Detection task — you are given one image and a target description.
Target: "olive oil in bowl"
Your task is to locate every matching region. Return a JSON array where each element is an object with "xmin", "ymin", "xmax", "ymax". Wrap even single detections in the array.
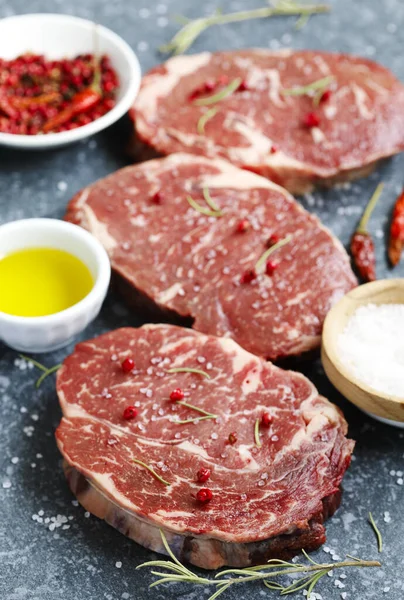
[{"xmin": 0, "ymin": 247, "xmax": 94, "ymax": 317}]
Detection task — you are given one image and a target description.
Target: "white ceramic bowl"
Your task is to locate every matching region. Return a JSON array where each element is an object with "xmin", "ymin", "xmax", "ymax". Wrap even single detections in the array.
[
  {"xmin": 0, "ymin": 218, "xmax": 111, "ymax": 353},
  {"xmin": 0, "ymin": 13, "xmax": 141, "ymax": 149}
]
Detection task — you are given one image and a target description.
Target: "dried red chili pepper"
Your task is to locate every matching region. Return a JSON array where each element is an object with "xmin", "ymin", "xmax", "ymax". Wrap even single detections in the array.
[
  {"xmin": 42, "ymin": 60, "xmax": 102, "ymax": 133},
  {"xmin": 350, "ymin": 183, "xmax": 384, "ymax": 282},
  {"xmin": 10, "ymin": 92, "xmax": 61, "ymax": 109},
  {"xmin": 388, "ymin": 189, "xmax": 404, "ymax": 267}
]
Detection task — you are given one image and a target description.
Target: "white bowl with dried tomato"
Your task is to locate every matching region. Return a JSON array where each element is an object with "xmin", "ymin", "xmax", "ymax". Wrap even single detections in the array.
[{"xmin": 0, "ymin": 13, "xmax": 141, "ymax": 149}]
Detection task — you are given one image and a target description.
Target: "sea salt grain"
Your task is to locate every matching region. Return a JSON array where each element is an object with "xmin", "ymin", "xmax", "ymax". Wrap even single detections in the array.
[{"xmin": 337, "ymin": 304, "xmax": 404, "ymax": 397}]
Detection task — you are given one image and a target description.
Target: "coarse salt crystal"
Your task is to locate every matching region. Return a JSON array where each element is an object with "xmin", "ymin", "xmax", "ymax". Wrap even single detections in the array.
[
  {"xmin": 115, "ymin": 561, "xmax": 122, "ymax": 568},
  {"xmin": 337, "ymin": 304, "xmax": 404, "ymax": 397}
]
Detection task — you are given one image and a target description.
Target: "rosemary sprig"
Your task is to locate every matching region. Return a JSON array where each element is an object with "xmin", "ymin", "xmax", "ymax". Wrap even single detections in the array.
[
  {"xmin": 255, "ymin": 235, "xmax": 293, "ymax": 273},
  {"xmin": 132, "ymin": 459, "xmax": 171, "ymax": 486},
  {"xmin": 254, "ymin": 418, "xmax": 262, "ymax": 447},
  {"xmin": 194, "ymin": 78, "xmax": 242, "ymax": 106},
  {"xmin": 186, "ymin": 195, "xmax": 223, "ymax": 218},
  {"xmin": 368, "ymin": 512, "xmax": 383, "ymax": 553},
  {"xmin": 160, "ymin": 1, "xmax": 331, "ymax": 55},
  {"xmin": 19, "ymin": 354, "xmax": 62, "ymax": 388},
  {"xmin": 197, "ymin": 107, "xmax": 218, "ymax": 134},
  {"xmin": 138, "ymin": 530, "xmax": 381, "ymax": 599},
  {"xmin": 203, "ymin": 187, "xmax": 221, "ymax": 212},
  {"xmin": 281, "ymin": 75, "xmax": 335, "ymax": 97},
  {"xmin": 166, "ymin": 367, "xmax": 211, "ymax": 379},
  {"xmin": 173, "ymin": 415, "xmax": 218, "ymax": 425},
  {"xmin": 176, "ymin": 400, "xmax": 217, "ymax": 419},
  {"xmin": 357, "ymin": 182, "xmax": 384, "ymax": 234}
]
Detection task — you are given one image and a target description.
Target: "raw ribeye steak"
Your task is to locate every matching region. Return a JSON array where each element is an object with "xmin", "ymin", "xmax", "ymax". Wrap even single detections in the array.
[
  {"xmin": 56, "ymin": 324, "xmax": 354, "ymax": 569},
  {"xmin": 66, "ymin": 153, "xmax": 356, "ymax": 361},
  {"xmin": 130, "ymin": 49, "xmax": 404, "ymax": 193}
]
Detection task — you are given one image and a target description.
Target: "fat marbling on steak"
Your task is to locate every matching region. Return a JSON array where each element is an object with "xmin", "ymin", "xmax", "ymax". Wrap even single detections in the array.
[
  {"xmin": 130, "ymin": 49, "xmax": 404, "ymax": 193},
  {"xmin": 65, "ymin": 153, "xmax": 356, "ymax": 361},
  {"xmin": 56, "ymin": 324, "xmax": 354, "ymax": 569}
]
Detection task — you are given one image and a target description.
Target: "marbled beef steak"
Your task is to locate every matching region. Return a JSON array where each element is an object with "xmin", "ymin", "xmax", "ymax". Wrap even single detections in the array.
[
  {"xmin": 130, "ymin": 49, "xmax": 404, "ymax": 193},
  {"xmin": 56, "ymin": 324, "xmax": 354, "ymax": 569},
  {"xmin": 66, "ymin": 154, "xmax": 356, "ymax": 361}
]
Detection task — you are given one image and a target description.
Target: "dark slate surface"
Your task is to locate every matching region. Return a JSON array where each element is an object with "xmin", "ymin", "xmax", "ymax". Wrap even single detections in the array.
[{"xmin": 0, "ymin": 0, "xmax": 403, "ymax": 598}]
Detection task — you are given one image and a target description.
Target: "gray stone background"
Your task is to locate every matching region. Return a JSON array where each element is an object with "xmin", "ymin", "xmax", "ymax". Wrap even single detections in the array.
[{"xmin": 0, "ymin": 0, "xmax": 403, "ymax": 598}]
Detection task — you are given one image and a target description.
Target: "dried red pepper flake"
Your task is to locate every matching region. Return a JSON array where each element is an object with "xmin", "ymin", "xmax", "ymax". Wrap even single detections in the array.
[
  {"xmin": 170, "ymin": 388, "xmax": 185, "ymax": 402},
  {"xmin": 265, "ymin": 260, "xmax": 278, "ymax": 276},
  {"xmin": 196, "ymin": 468, "xmax": 211, "ymax": 483},
  {"xmin": 266, "ymin": 234, "xmax": 280, "ymax": 248},
  {"xmin": 123, "ymin": 406, "xmax": 138, "ymax": 420},
  {"xmin": 270, "ymin": 145, "xmax": 277, "ymax": 154},
  {"xmin": 228, "ymin": 432, "xmax": 238, "ymax": 445},
  {"xmin": 302, "ymin": 112, "xmax": 321, "ymax": 128},
  {"xmin": 240, "ymin": 269, "xmax": 256, "ymax": 284},
  {"xmin": 238, "ymin": 79, "xmax": 249, "ymax": 91},
  {"xmin": 152, "ymin": 191, "xmax": 163, "ymax": 205},
  {"xmin": 196, "ymin": 488, "xmax": 213, "ymax": 503},
  {"xmin": 204, "ymin": 79, "xmax": 216, "ymax": 92},
  {"xmin": 261, "ymin": 412, "xmax": 273, "ymax": 427},
  {"xmin": 236, "ymin": 219, "xmax": 250, "ymax": 233},
  {"xmin": 121, "ymin": 357, "xmax": 135, "ymax": 373},
  {"xmin": 319, "ymin": 89, "xmax": 332, "ymax": 103}
]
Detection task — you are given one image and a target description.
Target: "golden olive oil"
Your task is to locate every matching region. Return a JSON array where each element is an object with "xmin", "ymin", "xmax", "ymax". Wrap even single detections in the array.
[{"xmin": 0, "ymin": 247, "xmax": 94, "ymax": 317}]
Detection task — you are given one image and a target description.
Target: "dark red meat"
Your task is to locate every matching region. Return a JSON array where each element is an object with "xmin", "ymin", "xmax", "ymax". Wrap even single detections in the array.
[
  {"xmin": 65, "ymin": 153, "xmax": 356, "ymax": 361},
  {"xmin": 130, "ymin": 50, "xmax": 404, "ymax": 193},
  {"xmin": 56, "ymin": 324, "xmax": 354, "ymax": 569}
]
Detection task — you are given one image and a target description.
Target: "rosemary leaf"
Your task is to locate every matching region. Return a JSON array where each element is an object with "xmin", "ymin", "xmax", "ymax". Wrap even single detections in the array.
[
  {"xmin": 186, "ymin": 195, "xmax": 223, "ymax": 217},
  {"xmin": 357, "ymin": 183, "xmax": 384, "ymax": 234},
  {"xmin": 19, "ymin": 354, "xmax": 62, "ymax": 388},
  {"xmin": 301, "ymin": 549, "xmax": 321, "ymax": 566},
  {"xmin": 132, "ymin": 459, "xmax": 171, "ymax": 486},
  {"xmin": 194, "ymin": 78, "xmax": 242, "ymax": 106},
  {"xmin": 173, "ymin": 415, "xmax": 218, "ymax": 425},
  {"xmin": 203, "ymin": 187, "xmax": 221, "ymax": 212},
  {"xmin": 160, "ymin": 2, "xmax": 331, "ymax": 55},
  {"xmin": 281, "ymin": 75, "xmax": 335, "ymax": 97},
  {"xmin": 208, "ymin": 582, "xmax": 232, "ymax": 600},
  {"xmin": 166, "ymin": 366, "xmax": 211, "ymax": 378},
  {"xmin": 255, "ymin": 234, "xmax": 293, "ymax": 273},
  {"xmin": 254, "ymin": 418, "xmax": 262, "ymax": 447},
  {"xmin": 368, "ymin": 512, "xmax": 383, "ymax": 553},
  {"xmin": 197, "ymin": 107, "xmax": 218, "ymax": 134},
  {"xmin": 176, "ymin": 400, "xmax": 217, "ymax": 418}
]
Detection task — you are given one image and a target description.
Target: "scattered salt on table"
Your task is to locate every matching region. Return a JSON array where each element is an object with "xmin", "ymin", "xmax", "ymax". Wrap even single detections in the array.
[{"xmin": 337, "ymin": 303, "xmax": 404, "ymax": 397}]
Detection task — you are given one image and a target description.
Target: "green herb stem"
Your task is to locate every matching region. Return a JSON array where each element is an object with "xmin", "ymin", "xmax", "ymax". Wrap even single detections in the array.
[
  {"xmin": 186, "ymin": 195, "xmax": 223, "ymax": 218},
  {"xmin": 19, "ymin": 354, "xmax": 62, "ymax": 388},
  {"xmin": 197, "ymin": 107, "xmax": 218, "ymax": 134},
  {"xmin": 281, "ymin": 75, "xmax": 335, "ymax": 97},
  {"xmin": 255, "ymin": 235, "xmax": 293, "ymax": 273},
  {"xmin": 132, "ymin": 459, "xmax": 171, "ymax": 486},
  {"xmin": 357, "ymin": 183, "xmax": 384, "ymax": 234},
  {"xmin": 203, "ymin": 187, "xmax": 221, "ymax": 212},
  {"xmin": 160, "ymin": 2, "xmax": 331, "ymax": 55},
  {"xmin": 166, "ymin": 367, "xmax": 211, "ymax": 379},
  {"xmin": 194, "ymin": 78, "xmax": 242, "ymax": 106},
  {"xmin": 176, "ymin": 400, "xmax": 217, "ymax": 418},
  {"xmin": 254, "ymin": 418, "xmax": 261, "ymax": 447},
  {"xmin": 368, "ymin": 512, "xmax": 383, "ymax": 553}
]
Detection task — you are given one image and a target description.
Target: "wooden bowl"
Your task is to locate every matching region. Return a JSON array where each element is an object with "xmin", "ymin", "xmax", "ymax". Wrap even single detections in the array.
[{"xmin": 321, "ymin": 279, "xmax": 404, "ymax": 427}]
